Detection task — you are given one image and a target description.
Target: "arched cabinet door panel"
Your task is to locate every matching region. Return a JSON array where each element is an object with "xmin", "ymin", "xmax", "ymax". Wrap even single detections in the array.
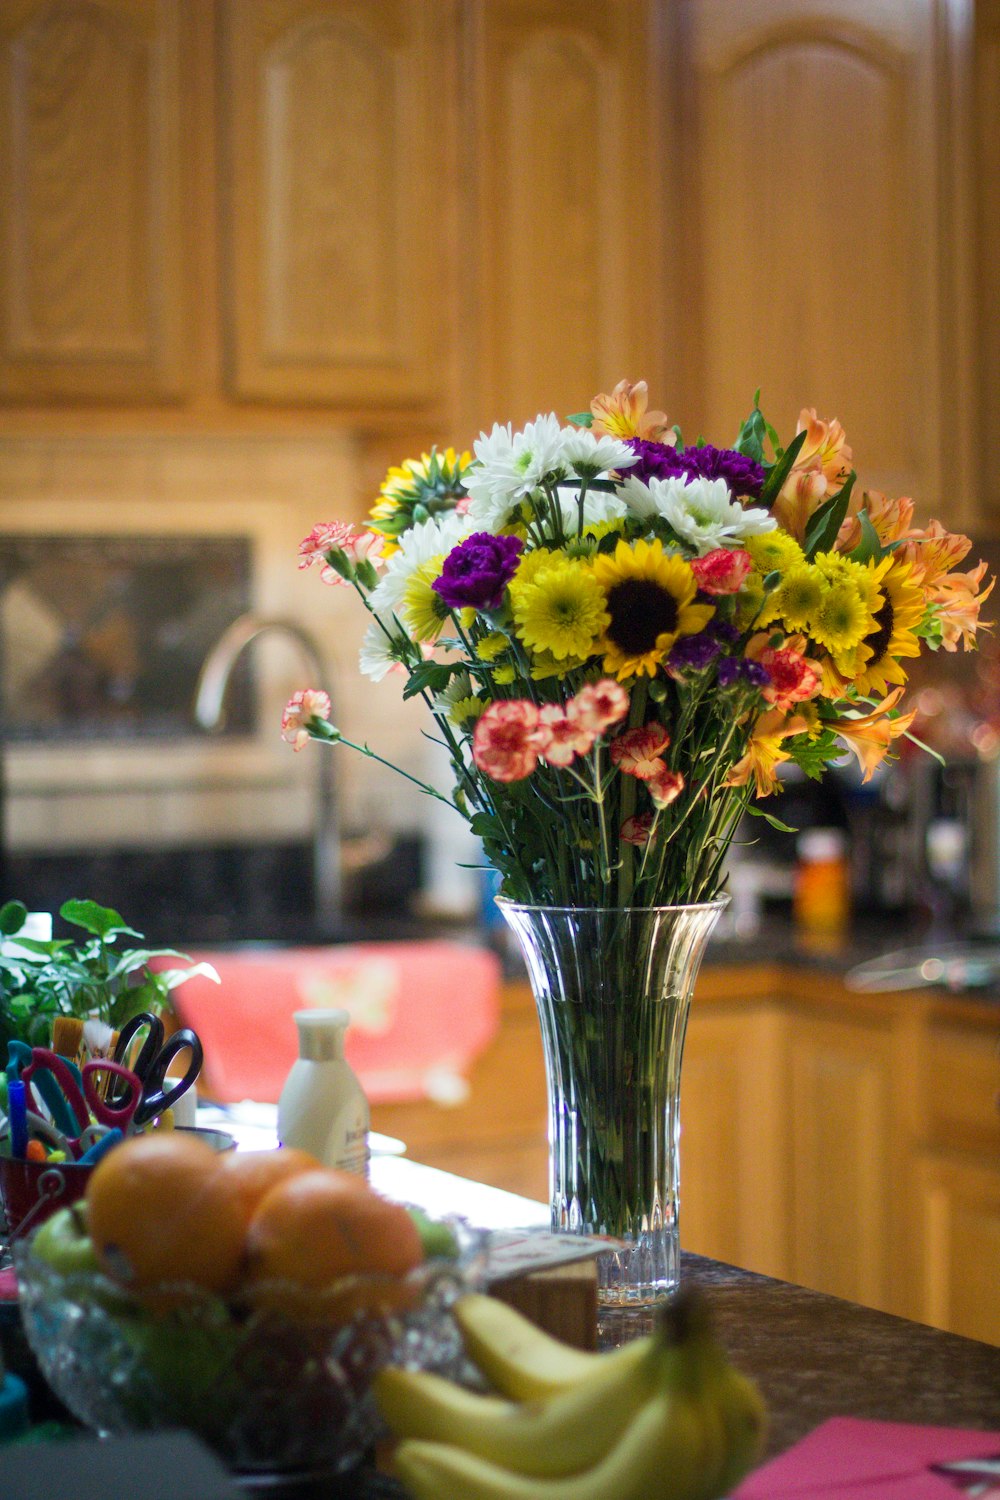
[
  {"xmin": 220, "ymin": 0, "xmax": 453, "ymax": 410},
  {"xmin": 0, "ymin": 0, "xmax": 190, "ymax": 403}
]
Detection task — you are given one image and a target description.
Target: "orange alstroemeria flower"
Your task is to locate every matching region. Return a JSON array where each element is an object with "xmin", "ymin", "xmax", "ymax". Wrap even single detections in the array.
[
  {"xmin": 725, "ymin": 709, "xmax": 810, "ymax": 798},
  {"xmin": 926, "ymin": 560, "xmax": 995, "ymax": 652},
  {"xmin": 590, "ymin": 379, "xmax": 673, "ymax": 444},
  {"xmin": 825, "ymin": 689, "xmax": 916, "ymax": 782},
  {"xmin": 771, "ymin": 410, "xmax": 854, "ymax": 543},
  {"xmin": 837, "ymin": 490, "xmax": 917, "ymax": 552},
  {"xmin": 899, "ymin": 520, "xmax": 973, "ymax": 588}
]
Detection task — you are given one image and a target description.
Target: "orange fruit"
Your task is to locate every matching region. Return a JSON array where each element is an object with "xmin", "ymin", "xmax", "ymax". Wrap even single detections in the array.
[
  {"xmin": 244, "ymin": 1169, "xmax": 423, "ymax": 1322},
  {"xmin": 217, "ymin": 1146, "xmax": 319, "ymax": 1227},
  {"xmin": 86, "ymin": 1133, "xmax": 247, "ymax": 1298}
]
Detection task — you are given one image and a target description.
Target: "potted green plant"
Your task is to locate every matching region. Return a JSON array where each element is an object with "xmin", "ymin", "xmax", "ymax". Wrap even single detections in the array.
[{"xmin": 0, "ymin": 898, "xmax": 218, "ymax": 1053}]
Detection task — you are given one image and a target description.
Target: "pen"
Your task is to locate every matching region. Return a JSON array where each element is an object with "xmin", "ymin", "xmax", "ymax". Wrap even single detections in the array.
[{"xmin": 7, "ymin": 1080, "xmax": 27, "ymax": 1160}]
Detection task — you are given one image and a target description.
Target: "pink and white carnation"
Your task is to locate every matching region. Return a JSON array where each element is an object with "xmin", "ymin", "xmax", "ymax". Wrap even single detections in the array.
[
  {"xmin": 648, "ymin": 769, "xmax": 685, "ymax": 808},
  {"xmin": 620, "ymin": 812, "xmax": 656, "ymax": 846},
  {"xmin": 610, "ymin": 723, "xmax": 671, "ymax": 780},
  {"xmin": 691, "ymin": 547, "xmax": 753, "ymax": 596},
  {"xmin": 535, "ymin": 704, "xmax": 597, "ymax": 766},
  {"xmin": 570, "ymin": 679, "xmax": 630, "ymax": 734},
  {"xmin": 472, "ymin": 700, "xmax": 542, "ymax": 782},
  {"xmin": 298, "ymin": 522, "xmax": 384, "ymax": 584},
  {"xmin": 281, "ymin": 689, "xmax": 332, "ymax": 751}
]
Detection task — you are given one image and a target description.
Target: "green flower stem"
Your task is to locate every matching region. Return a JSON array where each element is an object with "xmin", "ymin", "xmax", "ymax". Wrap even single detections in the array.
[{"xmin": 312, "ymin": 729, "xmax": 458, "ymax": 808}]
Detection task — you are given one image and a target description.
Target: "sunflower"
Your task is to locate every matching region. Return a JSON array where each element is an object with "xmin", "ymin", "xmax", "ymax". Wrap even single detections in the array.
[
  {"xmin": 591, "ymin": 538, "xmax": 715, "ymax": 681},
  {"xmin": 370, "ymin": 447, "xmax": 471, "ymax": 550},
  {"xmin": 845, "ymin": 556, "xmax": 925, "ymax": 696},
  {"xmin": 510, "ymin": 556, "xmax": 609, "ymax": 662}
]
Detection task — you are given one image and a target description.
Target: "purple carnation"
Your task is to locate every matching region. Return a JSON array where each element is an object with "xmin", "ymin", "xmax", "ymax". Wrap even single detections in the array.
[
  {"xmin": 717, "ymin": 657, "xmax": 771, "ymax": 690},
  {"xmin": 432, "ymin": 531, "xmax": 524, "ymax": 611},
  {"xmin": 668, "ymin": 632, "xmax": 722, "ymax": 672},
  {"xmin": 707, "ymin": 620, "xmax": 740, "ymax": 646},
  {"xmin": 627, "ymin": 440, "xmax": 766, "ymax": 498}
]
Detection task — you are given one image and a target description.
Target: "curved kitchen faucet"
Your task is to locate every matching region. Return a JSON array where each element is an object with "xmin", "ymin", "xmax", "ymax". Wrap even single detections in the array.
[{"xmin": 193, "ymin": 614, "xmax": 341, "ymax": 931}]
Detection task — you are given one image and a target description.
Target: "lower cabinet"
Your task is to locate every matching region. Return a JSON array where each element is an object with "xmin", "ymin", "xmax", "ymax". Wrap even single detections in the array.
[
  {"xmin": 680, "ymin": 1006, "xmax": 790, "ymax": 1282},
  {"xmin": 914, "ymin": 1153, "xmax": 1000, "ymax": 1346}
]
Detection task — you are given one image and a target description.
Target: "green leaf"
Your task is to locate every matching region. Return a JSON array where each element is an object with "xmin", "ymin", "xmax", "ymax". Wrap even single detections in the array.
[
  {"xmin": 847, "ymin": 509, "xmax": 886, "ymax": 566},
  {"xmin": 58, "ymin": 900, "xmax": 142, "ymax": 942},
  {"xmin": 567, "ymin": 411, "xmax": 593, "ymax": 428},
  {"xmin": 0, "ymin": 901, "xmax": 27, "ymax": 937},
  {"xmin": 758, "ymin": 429, "xmax": 808, "ymax": 508},
  {"xmin": 745, "ymin": 804, "xmax": 798, "ymax": 834},
  {"xmin": 469, "ymin": 812, "xmax": 507, "ymax": 844},
  {"xmin": 734, "ymin": 404, "xmax": 767, "ymax": 462},
  {"xmin": 803, "ymin": 474, "xmax": 855, "ymax": 558},
  {"xmin": 402, "ymin": 661, "xmax": 457, "ymax": 700}
]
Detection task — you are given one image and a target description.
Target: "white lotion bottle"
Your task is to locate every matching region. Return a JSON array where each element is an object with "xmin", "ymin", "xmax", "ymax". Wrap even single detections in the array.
[{"xmin": 277, "ymin": 1008, "xmax": 370, "ymax": 1178}]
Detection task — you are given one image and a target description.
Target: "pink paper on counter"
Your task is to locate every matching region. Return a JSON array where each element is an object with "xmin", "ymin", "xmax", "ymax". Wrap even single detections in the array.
[{"xmin": 733, "ymin": 1416, "xmax": 1000, "ymax": 1499}]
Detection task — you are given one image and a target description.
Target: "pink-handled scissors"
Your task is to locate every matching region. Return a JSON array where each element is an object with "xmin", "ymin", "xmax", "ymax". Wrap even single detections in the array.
[{"xmin": 21, "ymin": 1047, "xmax": 143, "ymax": 1147}]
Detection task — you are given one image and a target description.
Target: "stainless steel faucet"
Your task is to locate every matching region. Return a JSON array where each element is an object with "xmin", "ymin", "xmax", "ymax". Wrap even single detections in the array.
[{"xmin": 193, "ymin": 614, "xmax": 341, "ymax": 931}]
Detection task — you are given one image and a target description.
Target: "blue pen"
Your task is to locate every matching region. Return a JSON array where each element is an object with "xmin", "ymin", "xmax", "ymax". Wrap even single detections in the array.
[{"xmin": 7, "ymin": 1080, "xmax": 28, "ymax": 1160}]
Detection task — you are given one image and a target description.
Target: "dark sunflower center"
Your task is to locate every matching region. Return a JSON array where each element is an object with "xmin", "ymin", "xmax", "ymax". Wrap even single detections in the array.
[
  {"xmin": 866, "ymin": 598, "xmax": 894, "ymax": 664},
  {"xmin": 607, "ymin": 579, "xmax": 678, "ymax": 655}
]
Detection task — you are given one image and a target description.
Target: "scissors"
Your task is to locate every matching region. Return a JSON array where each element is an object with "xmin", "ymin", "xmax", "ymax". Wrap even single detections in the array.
[
  {"xmin": 6, "ymin": 1040, "xmax": 82, "ymax": 1139},
  {"xmin": 110, "ymin": 1013, "xmax": 203, "ymax": 1128},
  {"xmin": 20, "ymin": 1048, "xmax": 143, "ymax": 1150}
]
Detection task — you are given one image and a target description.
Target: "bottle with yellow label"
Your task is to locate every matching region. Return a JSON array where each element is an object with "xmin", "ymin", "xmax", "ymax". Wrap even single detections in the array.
[
  {"xmin": 793, "ymin": 827, "xmax": 851, "ymax": 938},
  {"xmin": 277, "ymin": 1009, "xmax": 370, "ymax": 1178}
]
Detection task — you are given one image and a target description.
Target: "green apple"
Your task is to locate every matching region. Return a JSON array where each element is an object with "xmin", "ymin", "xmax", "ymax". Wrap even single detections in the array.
[
  {"xmin": 406, "ymin": 1207, "xmax": 459, "ymax": 1262},
  {"xmin": 30, "ymin": 1203, "xmax": 103, "ymax": 1276}
]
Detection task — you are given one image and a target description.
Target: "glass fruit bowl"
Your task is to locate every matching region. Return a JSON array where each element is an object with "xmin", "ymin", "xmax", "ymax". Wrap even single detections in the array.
[{"xmin": 13, "ymin": 1218, "xmax": 485, "ymax": 1480}]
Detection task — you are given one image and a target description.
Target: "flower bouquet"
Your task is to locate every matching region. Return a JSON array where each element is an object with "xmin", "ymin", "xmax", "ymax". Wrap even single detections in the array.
[{"xmin": 290, "ymin": 380, "xmax": 993, "ymax": 1303}]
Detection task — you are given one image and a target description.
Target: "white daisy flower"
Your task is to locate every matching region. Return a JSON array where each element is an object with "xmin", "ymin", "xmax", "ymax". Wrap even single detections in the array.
[
  {"xmin": 554, "ymin": 484, "xmax": 629, "ymax": 531},
  {"xmin": 358, "ymin": 615, "xmax": 410, "ymax": 682},
  {"xmin": 432, "ymin": 670, "xmax": 474, "ymax": 716},
  {"xmin": 619, "ymin": 474, "xmax": 775, "ymax": 554},
  {"xmin": 558, "ymin": 427, "xmax": 637, "ymax": 479},
  {"xmin": 368, "ymin": 512, "xmax": 473, "ymax": 615},
  {"xmin": 465, "ymin": 413, "xmax": 566, "ymax": 529}
]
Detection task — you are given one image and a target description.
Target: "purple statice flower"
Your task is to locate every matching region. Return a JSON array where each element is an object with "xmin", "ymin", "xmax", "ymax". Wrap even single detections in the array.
[
  {"xmin": 432, "ymin": 532, "xmax": 524, "ymax": 611},
  {"xmin": 668, "ymin": 632, "xmax": 722, "ymax": 672},
  {"xmin": 627, "ymin": 440, "xmax": 766, "ymax": 498},
  {"xmin": 707, "ymin": 619, "xmax": 741, "ymax": 646},
  {"xmin": 717, "ymin": 657, "xmax": 771, "ymax": 690}
]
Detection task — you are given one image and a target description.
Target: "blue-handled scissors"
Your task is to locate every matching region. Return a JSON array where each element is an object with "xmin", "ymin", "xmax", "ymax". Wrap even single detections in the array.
[
  {"xmin": 111, "ymin": 1013, "xmax": 203, "ymax": 1128},
  {"xmin": 21, "ymin": 1048, "xmax": 143, "ymax": 1144}
]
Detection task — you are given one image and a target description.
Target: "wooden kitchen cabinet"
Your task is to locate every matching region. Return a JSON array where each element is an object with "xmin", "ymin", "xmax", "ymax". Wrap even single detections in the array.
[
  {"xmin": 0, "ymin": 0, "xmax": 192, "ymax": 404},
  {"xmin": 219, "ymin": 0, "xmax": 457, "ymax": 410},
  {"xmin": 680, "ymin": 0, "xmax": 978, "ymax": 522},
  {"xmin": 914, "ymin": 1152, "xmax": 1000, "ymax": 1346},
  {"xmin": 680, "ymin": 1004, "xmax": 791, "ymax": 1282},
  {"xmin": 784, "ymin": 1010, "xmax": 902, "ymax": 1315}
]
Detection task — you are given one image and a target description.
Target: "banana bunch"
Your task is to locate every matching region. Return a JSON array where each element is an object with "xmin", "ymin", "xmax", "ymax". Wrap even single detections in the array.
[{"xmin": 377, "ymin": 1288, "xmax": 766, "ymax": 1500}]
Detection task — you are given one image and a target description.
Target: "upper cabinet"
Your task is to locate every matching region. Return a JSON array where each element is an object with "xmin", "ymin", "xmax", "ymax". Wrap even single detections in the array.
[
  {"xmin": 219, "ymin": 0, "xmax": 455, "ymax": 409},
  {"xmin": 462, "ymin": 0, "xmax": 669, "ymax": 433},
  {"xmin": 0, "ymin": 0, "xmax": 995, "ymax": 537},
  {"xmin": 0, "ymin": 0, "xmax": 191, "ymax": 404},
  {"xmin": 681, "ymin": 0, "xmax": 974, "ymax": 518}
]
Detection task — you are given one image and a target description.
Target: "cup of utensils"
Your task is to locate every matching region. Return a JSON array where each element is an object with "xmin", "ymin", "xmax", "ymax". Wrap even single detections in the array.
[{"xmin": 0, "ymin": 1015, "xmax": 204, "ymax": 1238}]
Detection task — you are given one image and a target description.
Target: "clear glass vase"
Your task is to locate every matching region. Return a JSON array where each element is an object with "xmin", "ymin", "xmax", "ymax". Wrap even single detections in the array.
[{"xmin": 498, "ymin": 899, "xmax": 727, "ymax": 1308}]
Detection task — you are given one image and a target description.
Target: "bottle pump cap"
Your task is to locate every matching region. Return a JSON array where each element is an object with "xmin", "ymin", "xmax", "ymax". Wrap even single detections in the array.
[{"xmin": 293, "ymin": 1008, "xmax": 350, "ymax": 1062}]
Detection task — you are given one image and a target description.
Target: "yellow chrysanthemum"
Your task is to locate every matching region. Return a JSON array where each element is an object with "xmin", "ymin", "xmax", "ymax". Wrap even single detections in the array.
[
  {"xmin": 401, "ymin": 558, "xmax": 450, "ymax": 641},
  {"xmin": 511, "ymin": 556, "xmax": 609, "ymax": 662},
  {"xmin": 773, "ymin": 562, "xmax": 825, "ymax": 631},
  {"xmin": 370, "ymin": 447, "xmax": 471, "ymax": 550},
  {"xmin": 734, "ymin": 572, "xmax": 767, "ymax": 631},
  {"xmin": 848, "ymin": 556, "xmax": 925, "ymax": 697},
  {"xmin": 529, "ymin": 649, "xmax": 590, "ymax": 681},
  {"xmin": 493, "ymin": 664, "xmax": 516, "ymax": 685},
  {"xmin": 808, "ymin": 576, "xmax": 873, "ymax": 654},
  {"xmin": 475, "ymin": 631, "xmax": 510, "ymax": 663},
  {"xmin": 449, "ymin": 695, "xmax": 485, "ymax": 729},
  {"xmin": 746, "ymin": 532, "xmax": 805, "ymax": 575},
  {"xmin": 591, "ymin": 538, "xmax": 715, "ymax": 681}
]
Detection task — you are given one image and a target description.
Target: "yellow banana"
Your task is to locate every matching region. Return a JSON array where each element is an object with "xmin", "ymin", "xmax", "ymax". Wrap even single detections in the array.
[
  {"xmin": 376, "ymin": 1325, "xmax": 674, "ymax": 1477},
  {"xmin": 392, "ymin": 1386, "xmax": 716, "ymax": 1500},
  {"xmin": 451, "ymin": 1292, "xmax": 651, "ymax": 1401}
]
